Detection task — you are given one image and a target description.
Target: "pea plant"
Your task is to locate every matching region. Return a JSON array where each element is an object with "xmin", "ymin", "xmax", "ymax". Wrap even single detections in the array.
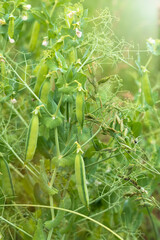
[{"xmin": 0, "ymin": 0, "xmax": 160, "ymax": 239}]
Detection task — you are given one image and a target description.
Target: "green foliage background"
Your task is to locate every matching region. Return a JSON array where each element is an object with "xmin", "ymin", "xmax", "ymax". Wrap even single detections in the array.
[{"xmin": 0, "ymin": 0, "xmax": 160, "ymax": 240}]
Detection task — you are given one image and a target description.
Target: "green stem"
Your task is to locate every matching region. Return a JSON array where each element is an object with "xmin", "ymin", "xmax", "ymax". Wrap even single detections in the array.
[
  {"xmin": 47, "ymin": 127, "xmax": 60, "ymax": 240},
  {"xmin": 0, "ymin": 203, "xmax": 124, "ymax": 240},
  {"xmin": 119, "ymin": 57, "xmax": 138, "ymax": 71},
  {"xmin": 55, "ymin": 127, "xmax": 60, "ymax": 157},
  {"xmin": 6, "ymin": 102, "xmax": 28, "ymax": 128},
  {"xmin": 86, "ymin": 153, "xmax": 122, "ymax": 168},
  {"xmin": 77, "ymin": 43, "xmax": 98, "ymax": 72},
  {"xmin": 145, "ymin": 55, "xmax": 152, "ymax": 68},
  {"xmin": 144, "ymin": 200, "xmax": 158, "ymax": 240},
  {"xmin": 54, "ymin": 94, "xmax": 63, "ymax": 118},
  {"xmin": 4, "ymin": 57, "xmax": 52, "ymax": 117},
  {"xmin": 0, "ymin": 216, "xmax": 32, "ymax": 238},
  {"xmin": 0, "ymin": 137, "xmax": 38, "ymax": 177},
  {"xmin": 81, "ymin": 126, "xmax": 101, "ymax": 148},
  {"xmin": 50, "ymin": 0, "xmax": 58, "ymax": 18}
]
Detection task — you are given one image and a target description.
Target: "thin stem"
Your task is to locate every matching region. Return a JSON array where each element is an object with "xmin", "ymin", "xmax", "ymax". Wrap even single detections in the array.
[
  {"xmin": 50, "ymin": 0, "xmax": 58, "ymax": 18},
  {"xmin": 9, "ymin": 163, "xmax": 24, "ymax": 178},
  {"xmin": 81, "ymin": 126, "xmax": 101, "ymax": 148},
  {"xmin": 118, "ymin": 57, "xmax": 138, "ymax": 71},
  {"xmin": 86, "ymin": 153, "xmax": 122, "ymax": 168},
  {"xmin": 6, "ymin": 102, "xmax": 28, "ymax": 128},
  {"xmin": 47, "ymin": 127, "xmax": 60, "ymax": 240},
  {"xmin": 0, "ymin": 216, "xmax": 32, "ymax": 238},
  {"xmin": 77, "ymin": 43, "xmax": 98, "ymax": 72},
  {"xmin": 54, "ymin": 94, "xmax": 63, "ymax": 118},
  {"xmin": 145, "ymin": 55, "xmax": 152, "ymax": 68},
  {"xmin": 0, "ymin": 204, "xmax": 124, "ymax": 240},
  {"xmin": 142, "ymin": 197, "xmax": 158, "ymax": 240},
  {"xmin": 4, "ymin": 57, "xmax": 52, "ymax": 117},
  {"xmin": 0, "ymin": 137, "xmax": 38, "ymax": 177}
]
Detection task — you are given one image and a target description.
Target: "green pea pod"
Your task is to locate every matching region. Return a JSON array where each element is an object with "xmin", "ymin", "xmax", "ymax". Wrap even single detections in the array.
[
  {"xmin": 34, "ymin": 63, "xmax": 48, "ymax": 96},
  {"xmin": 8, "ymin": 15, "xmax": 14, "ymax": 39},
  {"xmin": 0, "ymin": 158, "xmax": 14, "ymax": 197},
  {"xmin": 45, "ymin": 193, "xmax": 71, "ymax": 230},
  {"xmin": 76, "ymin": 90, "xmax": 84, "ymax": 130},
  {"xmin": 141, "ymin": 67, "xmax": 154, "ymax": 106},
  {"xmin": 39, "ymin": 79, "xmax": 51, "ymax": 104},
  {"xmin": 29, "ymin": 21, "xmax": 40, "ymax": 52},
  {"xmin": 0, "ymin": 57, "xmax": 6, "ymax": 81},
  {"xmin": 75, "ymin": 153, "xmax": 89, "ymax": 208},
  {"xmin": 25, "ymin": 113, "xmax": 39, "ymax": 162},
  {"xmin": 33, "ymin": 219, "xmax": 46, "ymax": 240}
]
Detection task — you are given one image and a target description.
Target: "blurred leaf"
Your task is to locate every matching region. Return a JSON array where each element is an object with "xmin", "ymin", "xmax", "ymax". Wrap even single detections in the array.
[{"xmin": 130, "ymin": 121, "xmax": 142, "ymax": 137}]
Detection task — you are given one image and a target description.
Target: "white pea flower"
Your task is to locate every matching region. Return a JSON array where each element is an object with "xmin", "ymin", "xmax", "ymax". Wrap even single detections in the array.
[
  {"xmin": 42, "ymin": 39, "xmax": 48, "ymax": 47},
  {"xmin": 11, "ymin": 98, "xmax": 17, "ymax": 104},
  {"xmin": 105, "ymin": 168, "xmax": 111, "ymax": 173},
  {"xmin": 22, "ymin": 15, "xmax": 28, "ymax": 21},
  {"xmin": 0, "ymin": 19, "xmax": 6, "ymax": 25},
  {"xmin": 23, "ymin": 4, "xmax": 31, "ymax": 11},
  {"xmin": 9, "ymin": 37, "xmax": 15, "ymax": 43},
  {"xmin": 67, "ymin": 11, "xmax": 76, "ymax": 18},
  {"xmin": 147, "ymin": 38, "xmax": 155, "ymax": 45},
  {"xmin": 76, "ymin": 28, "xmax": 82, "ymax": 38},
  {"xmin": 141, "ymin": 187, "xmax": 148, "ymax": 194},
  {"xmin": 94, "ymin": 180, "xmax": 102, "ymax": 186}
]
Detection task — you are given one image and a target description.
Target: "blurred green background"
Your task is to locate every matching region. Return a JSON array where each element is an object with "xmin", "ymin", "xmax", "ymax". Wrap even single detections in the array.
[
  {"xmin": 84, "ymin": 0, "xmax": 159, "ymax": 46},
  {"xmin": 83, "ymin": 0, "xmax": 160, "ymax": 97}
]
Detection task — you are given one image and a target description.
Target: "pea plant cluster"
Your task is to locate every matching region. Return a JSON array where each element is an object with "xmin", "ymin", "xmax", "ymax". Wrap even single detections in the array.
[{"xmin": 0, "ymin": 0, "xmax": 160, "ymax": 240}]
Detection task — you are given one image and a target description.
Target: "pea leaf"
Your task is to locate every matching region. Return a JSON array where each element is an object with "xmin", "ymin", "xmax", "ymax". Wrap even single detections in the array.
[
  {"xmin": 73, "ymin": 72, "xmax": 87, "ymax": 88},
  {"xmin": 130, "ymin": 121, "xmax": 142, "ymax": 137},
  {"xmin": 41, "ymin": 116, "xmax": 62, "ymax": 129},
  {"xmin": 55, "ymin": 51, "xmax": 68, "ymax": 70}
]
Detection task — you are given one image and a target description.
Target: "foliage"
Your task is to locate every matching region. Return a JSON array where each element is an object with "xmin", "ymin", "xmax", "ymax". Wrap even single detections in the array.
[{"xmin": 0, "ymin": 0, "xmax": 160, "ymax": 240}]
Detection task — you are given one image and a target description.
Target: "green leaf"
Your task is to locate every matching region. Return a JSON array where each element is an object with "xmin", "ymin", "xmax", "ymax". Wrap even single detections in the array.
[
  {"xmin": 73, "ymin": 72, "xmax": 87, "ymax": 88},
  {"xmin": 41, "ymin": 116, "xmax": 62, "ymax": 129},
  {"xmin": 59, "ymin": 153, "xmax": 75, "ymax": 167},
  {"xmin": 31, "ymin": 10, "xmax": 48, "ymax": 25},
  {"xmin": 15, "ymin": 0, "xmax": 25, "ymax": 7},
  {"xmin": 14, "ymin": 17, "xmax": 23, "ymax": 36},
  {"xmin": 55, "ymin": 51, "xmax": 68, "ymax": 70},
  {"xmin": 33, "ymin": 219, "xmax": 46, "ymax": 240},
  {"xmin": 121, "ymin": 200, "xmax": 132, "ymax": 227},
  {"xmin": 4, "ymin": 85, "xmax": 13, "ymax": 96},
  {"xmin": 130, "ymin": 121, "xmax": 142, "ymax": 137},
  {"xmin": 46, "ymin": 58, "xmax": 58, "ymax": 71}
]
